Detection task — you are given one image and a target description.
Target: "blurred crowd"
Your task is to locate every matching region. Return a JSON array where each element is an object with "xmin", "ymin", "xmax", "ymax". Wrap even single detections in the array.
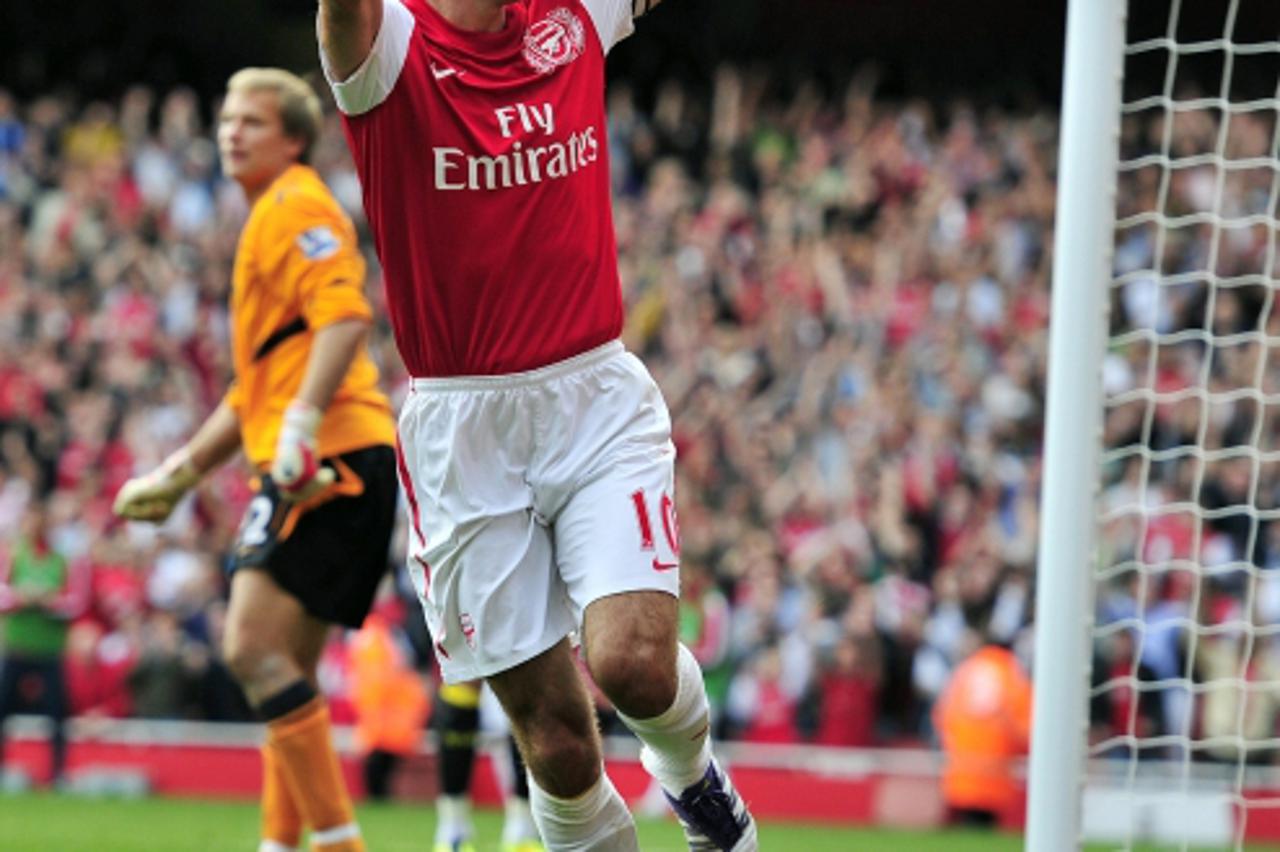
[{"xmin": 1, "ymin": 64, "xmax": 1257, "ymax": 764}]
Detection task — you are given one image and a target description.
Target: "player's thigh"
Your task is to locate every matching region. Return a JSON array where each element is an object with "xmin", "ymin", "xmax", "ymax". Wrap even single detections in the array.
[
  {"xmin": 224, "ymin": 569, "xmax": 322, "ymax": 664},
  {"xmin": 582, "ymin": 591, "xmax": 679, "ymax": 667},
  {"xmin": 485, "ymin": 637, "xmax": 599, "ymax": 769},
  {"xmin": 581, "ymin": 590, "xmax": 679, "ymax": 715},
  {"xmin": 485, "ymin": 638, "xmax": 588, "ymax": 727}
]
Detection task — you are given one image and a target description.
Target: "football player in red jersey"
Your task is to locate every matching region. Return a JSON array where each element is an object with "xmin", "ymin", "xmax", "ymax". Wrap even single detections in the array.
[{"xmin": 318, "ymin": 0, "xmax": 758, "ymax": 849}]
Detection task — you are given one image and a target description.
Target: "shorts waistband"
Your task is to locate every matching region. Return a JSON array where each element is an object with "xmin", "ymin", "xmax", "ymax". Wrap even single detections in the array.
[{"xmin": 409, "ymin": 340, "xmax": 625, "ymax": 393}]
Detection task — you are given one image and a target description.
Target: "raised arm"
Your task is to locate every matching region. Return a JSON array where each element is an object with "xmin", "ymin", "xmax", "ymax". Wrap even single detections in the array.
[
  {"xmin": 585, "ymin": 0, "xmax": 664, "ymax": 57},
  {"xmin": 318, "ymin": 0, "xmax": 383, "ymax": 83}
]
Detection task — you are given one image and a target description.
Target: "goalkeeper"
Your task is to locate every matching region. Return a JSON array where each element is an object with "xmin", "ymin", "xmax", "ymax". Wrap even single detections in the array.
[{"xmin": 114, "ymin": 68, "xmax": 397, "ymax": 852}]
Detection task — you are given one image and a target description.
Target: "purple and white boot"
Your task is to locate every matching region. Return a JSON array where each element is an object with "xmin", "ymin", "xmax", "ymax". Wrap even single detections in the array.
[{"xmin": 663, "ymin": 758, "xmax": 758, "ymax": 851}]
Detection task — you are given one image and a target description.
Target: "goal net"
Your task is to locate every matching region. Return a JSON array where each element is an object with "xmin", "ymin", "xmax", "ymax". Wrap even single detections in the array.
[{"xmin": 1030, "ymin": 1, "xmax": 1280, "ymax": 850}]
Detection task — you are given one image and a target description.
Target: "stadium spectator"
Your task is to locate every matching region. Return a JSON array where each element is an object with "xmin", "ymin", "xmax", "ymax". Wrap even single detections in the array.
[
  {"xmin": 64, "ymin": 620, "xmax": 133, "ymax": 719},
  {"xmin": 0, "ymin": 503, "xmax": 89, "ymax": 785},
  {"xmin": 1089, "ymin": 629, "xmax": 1165, "ymax": 761},
  {"xmin": 127, "ymin": 609, "xmax": 202, "ymax": 719},
  {"xmin": 933, "ymin": 639, "xmax": 1032, "ymax": 827},
  {"xmin": 812, "ymin": 635, "xmax": 880, "ymax": 748},
  {"xmin": 347, "ymin": 593, "xmax": 429, "ymax": 801},
  {"xmin": 726, "ymin": 645, "xmax": 801, "ymax": 744}
]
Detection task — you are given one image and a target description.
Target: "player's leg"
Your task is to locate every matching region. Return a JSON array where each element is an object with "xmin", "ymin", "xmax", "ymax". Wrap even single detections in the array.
[
  {"xmin": 543, "ymin": 349, "xmax": 757, "ymax": 852},
  {"xmin": 399, "ymin": 371, "xmax": 629, "ymax": 851},
  {"xmin": 501, "ymin": 735, "xmax": 543, "ymax": 852},
  {"xmin": 224, "ymin": 569, "xmax": 363, "ymax": 852},
  {"xmin": 233, "ymin": 446, "xmax": 396, "ymax": 852},
  {"xmin": 258, "ymin": 615, "xmax": 330, "ymax": 852},
  {"xmin": 486, "ymin": 638, "xmax": 637, "ymax": 851},
  {"xmin": 433, "ymin": 679, "xmax": 481, "ymax": 852},
  {"xmin": 582, "ymin": 593, "xmax": 755, "ymax": 851}
]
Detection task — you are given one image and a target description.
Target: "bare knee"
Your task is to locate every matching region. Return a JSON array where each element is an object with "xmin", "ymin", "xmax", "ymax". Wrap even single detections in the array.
[
  {"xmin": 222, "ymin": 570, "xmax": 314, "ymax": 705},
  {"xmin": 513, "ymin": 705, "xmax": 600, "ymax": 797},
  {"xmin": 583, "ymin": 592, "xmax": 680, "ymax": 718},
  {"xmin": 587, "ymin": 638, "xmax": 677, "ymax": 719},
  {"xmin": 488, "ymin": 640, "xmax": 602, "ymax": 797},
  {"xmin": 221, "ymin": 630, "xmax": 297, "ymax": 704}
]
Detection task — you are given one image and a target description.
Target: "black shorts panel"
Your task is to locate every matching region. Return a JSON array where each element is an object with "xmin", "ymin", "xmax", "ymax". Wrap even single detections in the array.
[{"xmin": 230, "ymin": 445, "xmax": 397, "ymax": 628}]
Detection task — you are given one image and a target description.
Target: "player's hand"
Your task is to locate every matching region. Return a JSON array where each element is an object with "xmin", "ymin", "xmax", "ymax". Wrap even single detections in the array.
[
  {"xmin": 271, "ymin": 399, "xmax": 335, "ymax": 502},
  {"xmin": 113, "ymin": 447, "xmax": 202, "ymax": 522}
]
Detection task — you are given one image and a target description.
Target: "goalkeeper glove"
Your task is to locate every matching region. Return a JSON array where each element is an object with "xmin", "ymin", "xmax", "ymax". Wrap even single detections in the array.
[
  {"xmin": 271, "ymin": 399, "xmax": 335, "ymax": 502},
  {"xmin": 113, "ymin": 447, "xmax": 202, "ymax": 522}
]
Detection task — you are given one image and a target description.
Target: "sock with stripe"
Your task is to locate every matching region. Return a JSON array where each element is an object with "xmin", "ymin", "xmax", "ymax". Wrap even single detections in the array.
[
  {"xmin": 262, "ymin": 681, "xmax": 364, "ymax": 852},
  {"xmin": 528, "ymin": 769, "xmax": 638, "ymax": 851},
  {"xmin": 615, "ymin": 643, "xmax": 713, "ymax": 794}
]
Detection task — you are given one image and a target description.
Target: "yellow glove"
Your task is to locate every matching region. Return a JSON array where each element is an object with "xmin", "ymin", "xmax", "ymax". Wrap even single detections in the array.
[
  {"xmin": 271, "ymin": 400, "xmax": 335, "ymax": 502},
  {"xmin": 113, "ymin": 447, "xmax": 202, "ymax": 522}
]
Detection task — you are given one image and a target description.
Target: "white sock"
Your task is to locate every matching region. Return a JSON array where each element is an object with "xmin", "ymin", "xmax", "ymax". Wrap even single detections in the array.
[
  {"xmin": 617, "ymin": 643, "xmax": 713, "ymax": 794},
  {"xmin": 503, "ymin": 795, "xmax": 539, "ymax": 844},
  {"xmin": 436, "ymin": 794, "xmax": 472, "ymax": 844},
  {"xmin": 528, "ymin": 770, "xmax": 638, "ymax": 852}
]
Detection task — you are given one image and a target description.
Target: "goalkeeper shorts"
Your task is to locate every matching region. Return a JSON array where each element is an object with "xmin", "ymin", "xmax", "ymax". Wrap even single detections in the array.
[
  {"xmin": 396, "ymin": 340, "xmax": 681, "ymax": 683},
  {"xmin": 230, "ymin": 444, "xmax": 397, "ymax": 628}
]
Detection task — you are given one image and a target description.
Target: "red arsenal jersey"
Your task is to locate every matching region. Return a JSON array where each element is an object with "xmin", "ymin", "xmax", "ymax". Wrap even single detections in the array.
[{"xmin": 324, "ymin": 0, "xmax": 637, "ymax": 377}]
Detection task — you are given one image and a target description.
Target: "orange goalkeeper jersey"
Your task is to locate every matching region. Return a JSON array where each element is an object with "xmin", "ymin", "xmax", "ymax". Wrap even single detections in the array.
[{"xmin": 226, "ymin": 164, "xmax": 395, "ymax": 468}]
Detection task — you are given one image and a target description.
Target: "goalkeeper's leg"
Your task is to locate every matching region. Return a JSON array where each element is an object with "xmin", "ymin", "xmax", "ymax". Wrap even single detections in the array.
[{"xmin": 224, "ymin": 570, "xmax": 363, "ymax": 852}]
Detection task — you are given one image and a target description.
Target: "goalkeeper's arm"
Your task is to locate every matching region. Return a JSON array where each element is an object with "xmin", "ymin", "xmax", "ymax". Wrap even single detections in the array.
[
  {"xmin": 271, "ymin": 317, "xmax": 370, "ymax": 501},
  {"xmin": 113, "ymin": 401, "xmax": 242, "ymax": 522}
]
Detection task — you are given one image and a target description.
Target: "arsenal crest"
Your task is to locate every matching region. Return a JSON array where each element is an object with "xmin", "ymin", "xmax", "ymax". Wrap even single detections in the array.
[{"xmin": 524, "ymin": 8, "xmax": 585, "ymax": 74}]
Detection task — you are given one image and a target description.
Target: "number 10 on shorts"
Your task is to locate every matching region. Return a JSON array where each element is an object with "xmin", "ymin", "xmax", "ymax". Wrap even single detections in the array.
[{"xmin": 630, "ymin": 489, "xmax": 681, "ymax": 571}]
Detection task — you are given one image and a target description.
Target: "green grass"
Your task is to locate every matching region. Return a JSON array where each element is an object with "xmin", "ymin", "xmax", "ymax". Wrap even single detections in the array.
[
  {"xmin": 0, "ymin": 792, "xmax": 1008, "ymax": 851},
  {"xmin": 2, "ymin": 792, "xmax": 1279, "ymax": 851}
]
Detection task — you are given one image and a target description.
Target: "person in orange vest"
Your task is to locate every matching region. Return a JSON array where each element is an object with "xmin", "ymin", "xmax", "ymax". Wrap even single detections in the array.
[
  {"xmin": 933, "ymin": 636, "xmax": 1033, "ymax": 827},
  {"xmin": 348, "ymin": 594, "xmax": 431, "ymax": 801}
]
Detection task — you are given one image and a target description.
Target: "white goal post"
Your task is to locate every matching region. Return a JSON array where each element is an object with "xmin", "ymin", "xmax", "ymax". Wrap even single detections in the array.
[
  {"xmin": 1031, "ymin": 1, "xmax": 1280, "ymax": 850},
  {"xmin": 1027, "ymin": 0, "xmax": 1126, "ymax": 849}
]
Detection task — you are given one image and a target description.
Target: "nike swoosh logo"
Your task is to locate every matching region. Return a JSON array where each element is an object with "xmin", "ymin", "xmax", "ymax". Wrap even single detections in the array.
[
  {"xmin": 431, "ymin": 64, "xmax": 461, "ymax": 80},
  {"xmin": 652, "ymin": 557, "xmax": 679, "ymax": 572}
]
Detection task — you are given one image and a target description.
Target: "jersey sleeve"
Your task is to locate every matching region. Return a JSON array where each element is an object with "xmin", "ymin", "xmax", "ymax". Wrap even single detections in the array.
[
  {"xmin": 580, "ymin": 0, "xmax": 636, "ymax": 54},
  {"xmin": 319, "ymin": 0, "xmax": 416, "ymax": 116},
  {"xmin": 223, "ymin": 380, "xmax": 243, "ymax": 417},
  {"xmin": 270, "ymin": 196, "xmax": 373, "ymax": 329}
]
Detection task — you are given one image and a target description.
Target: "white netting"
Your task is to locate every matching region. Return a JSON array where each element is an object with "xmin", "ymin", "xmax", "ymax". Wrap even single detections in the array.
[{"xmin": 1091, "ymin": 1, "xmax": 1280, "ymax": 848}]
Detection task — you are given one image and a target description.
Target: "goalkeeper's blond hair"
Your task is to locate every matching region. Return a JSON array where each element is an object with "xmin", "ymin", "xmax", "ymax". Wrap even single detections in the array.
[{"xmin": 226, "ymin": 68, "xmax": 323, "ymax": 164}]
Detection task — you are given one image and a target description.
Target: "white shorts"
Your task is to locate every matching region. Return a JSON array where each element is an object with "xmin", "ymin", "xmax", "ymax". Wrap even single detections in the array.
[{"xmin": 396, "ymin": 341, "xmax": 681, "ymax": 683}]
